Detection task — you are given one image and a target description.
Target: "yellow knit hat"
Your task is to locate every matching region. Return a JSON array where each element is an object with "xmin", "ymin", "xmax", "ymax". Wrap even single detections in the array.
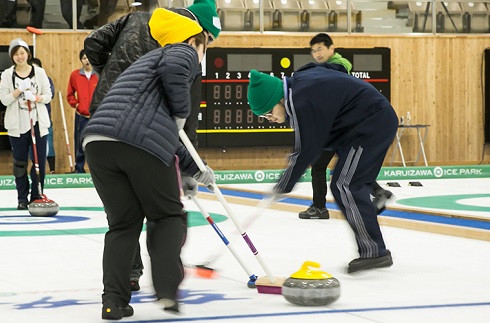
[{"xmin": 149, "ymin": 8, "xmax": 203, "ymax": 47}]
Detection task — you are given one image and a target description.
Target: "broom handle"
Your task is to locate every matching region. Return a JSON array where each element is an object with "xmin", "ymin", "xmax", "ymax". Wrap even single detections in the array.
[
  {"xmin": 190, "ymin": 195, "xmax": 257, "ymax": 283},
  {"xmin": 179, "ymin": 130, "xmax": 277, "ymax": 283},
  {"xmin": 27, "ymin": 101, "xmax": 43, "ymax": 195},
  {"xmin": 199, "ymin": 196, "xmax": 276, "ymax": 269},
  {"xmin": 58, "ymin": 91, "xmax": 74, "ymax": 172}
]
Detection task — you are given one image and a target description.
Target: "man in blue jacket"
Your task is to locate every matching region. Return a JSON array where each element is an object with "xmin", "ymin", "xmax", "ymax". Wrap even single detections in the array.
[{"xmin": 247, "ymin": 66, "xmax": 398, "ymax": 274}]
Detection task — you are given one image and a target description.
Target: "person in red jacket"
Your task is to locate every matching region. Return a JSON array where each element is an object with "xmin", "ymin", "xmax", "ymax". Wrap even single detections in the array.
[{"xmin": 67, "ymin": 49, "xmax": 98, "ymax": 173}]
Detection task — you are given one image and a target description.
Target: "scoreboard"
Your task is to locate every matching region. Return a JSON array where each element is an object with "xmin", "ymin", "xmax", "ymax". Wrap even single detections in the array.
[{"xmin": 198, "ymin": 47, "xmax": 391, "ymax": 147}]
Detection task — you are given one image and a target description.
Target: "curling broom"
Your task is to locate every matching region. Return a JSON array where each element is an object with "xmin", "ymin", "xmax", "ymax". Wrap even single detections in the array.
[
  {"xmin": 26, "ymin": 26, "xmax": 42, "ymax": 58},
  {"xmin": 192, "ymin": 196, "xmax": 275, "ymax": 276},
  {"xmin": 58, "ymin": 91, "xmax": 74, "ymax": 173},
  {"xmin": 26, "ymin": 100, "xmax": 59, "ymax": 216},
  {"xmin": 179, "ymin": 130, "xmax": 284, "ymax": 293},
  {"xmin": 189, "ymin": 195, "xmax": 257, "ymax": 287}
]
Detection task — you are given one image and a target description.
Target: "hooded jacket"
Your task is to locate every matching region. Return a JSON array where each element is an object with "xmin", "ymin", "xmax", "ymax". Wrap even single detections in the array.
[{"xmin": 81, "ymin": 43, "xmax": 201, "ymax": 176}]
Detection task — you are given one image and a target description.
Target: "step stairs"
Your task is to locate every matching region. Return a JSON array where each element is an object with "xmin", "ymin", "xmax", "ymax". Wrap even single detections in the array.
[{"xmin": 355, "ymin": 1, "xmax": 414, "ymax": 33}]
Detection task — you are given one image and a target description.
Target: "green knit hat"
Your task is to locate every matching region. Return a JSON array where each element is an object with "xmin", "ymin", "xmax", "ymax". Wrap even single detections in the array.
[
  {"xmin": 188, "ymin": 0, "xmax": 221, "ymax": 40},
  {"xmin": 247, "ymin": 70, "xmax": 284, "ymax": 116}
]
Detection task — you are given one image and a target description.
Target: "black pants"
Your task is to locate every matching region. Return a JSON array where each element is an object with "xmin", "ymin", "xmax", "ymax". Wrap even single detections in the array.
[
  {"xmin": 131, "ymin": 69, "xmax": 202, "ymax": 278},
  {"xmin": 330, "ymin": 109, "xmax": 398, "ymax": 259},
  {"xmin": 9, "ymin": 124, "xmax": 47, "ymax": 203},
  {"xmin": 0, "ymin": 0, "xmax": 17, "ymax": 27},
  {"xmin": 311, "ymin": 150, "xmax": 336, "ymax": 208},
  {"xmin": 74, "ymin": 114, "xmax": 89, "ymax": 173},
  {"xmin": 85, "ymin": 141, "xmax": 187, "ymax": 306},
  {"xmin": 27, "ymin": 0, "xmax": 46, "ymax": 28},
  {"xmin": 60, "ymin": 0, "xmax": 83, "ymax": 28},
  {"xmin": 311, "ymin": 151, "xmax": 385, "ymax": 209}
]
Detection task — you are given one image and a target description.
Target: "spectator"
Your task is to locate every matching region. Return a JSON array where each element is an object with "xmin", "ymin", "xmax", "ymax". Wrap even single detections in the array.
[
  {"xmin": 67, "ymin": 49, "xmax": 98, "ymax": 173},
  {"xmin": 0, "ymin": 38, "xmax": 52, "ymax": 209}
]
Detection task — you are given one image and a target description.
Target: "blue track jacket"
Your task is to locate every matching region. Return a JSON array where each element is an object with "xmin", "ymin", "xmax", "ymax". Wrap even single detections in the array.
[{"xmin": 275, "ymin": 62, "xmax": 397, "ymax": 194}]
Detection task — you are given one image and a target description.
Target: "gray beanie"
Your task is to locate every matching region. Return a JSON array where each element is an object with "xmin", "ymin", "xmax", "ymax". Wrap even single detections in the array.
[{"xmin": 9, "ymin": 38, "xmax": 29, "ymax": 57}]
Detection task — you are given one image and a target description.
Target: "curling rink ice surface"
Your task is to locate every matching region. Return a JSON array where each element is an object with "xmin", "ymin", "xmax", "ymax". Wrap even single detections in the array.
[{"xmin": 1, "ymin": 177, "xmax": 490, "ymax": 322}]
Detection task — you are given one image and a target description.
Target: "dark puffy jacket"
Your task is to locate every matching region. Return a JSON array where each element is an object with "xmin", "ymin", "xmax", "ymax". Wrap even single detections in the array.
[
  {"xmin": 84, "ymin": 9, "xmax": 196, "ymax": 116},
  {"xmin": 81, "ymin": 43, "xmax": 200, "ymax": 176}
]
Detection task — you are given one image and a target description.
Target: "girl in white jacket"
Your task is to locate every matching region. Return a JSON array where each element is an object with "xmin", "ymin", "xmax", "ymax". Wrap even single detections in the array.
[{"xmin": 0, "ymin": 38, "xmax": 52, "ymax": 210}]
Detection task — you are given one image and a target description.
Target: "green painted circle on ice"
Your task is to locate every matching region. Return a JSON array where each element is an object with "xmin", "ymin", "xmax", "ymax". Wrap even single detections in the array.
[
  {"xmin": 0, "ymin": 207, "xmax": 227, "ymax": 237},
  {"xmin": 396, "ymin": 194, "xmax": 490, "ymax": 212}
]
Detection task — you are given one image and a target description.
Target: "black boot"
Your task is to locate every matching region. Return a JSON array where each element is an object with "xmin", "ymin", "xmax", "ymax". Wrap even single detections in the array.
[{"xmin": 102, "ymin": 300, "xmax": 134, "ymax": 320}]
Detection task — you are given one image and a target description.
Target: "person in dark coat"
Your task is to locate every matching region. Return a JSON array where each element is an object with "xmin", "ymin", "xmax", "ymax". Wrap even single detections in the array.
[
  {"xmin": 83, "ymin": 0, "xmax": 221, "ymax": 291},
  {"xmin": 300, "ymin": 33, "xmax": 394, "ymax": 220},
  {"xmin": 84, "ymin": 0, "xmax": 221, "ymax": 145},
  {"xmin": 82, "ymin": 26, "xmax": 215, "ymax": 319},
  {"xmin": 247, "ymin": 66, "xmax": 398, "ymax": 274}
]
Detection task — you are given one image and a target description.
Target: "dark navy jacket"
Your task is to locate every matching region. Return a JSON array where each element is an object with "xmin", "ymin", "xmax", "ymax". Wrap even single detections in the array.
[
  {"xmin": 276, "ymin": 63, "xmax": 397, "ymax": 193},
  {"xmin": 81, "ymin": 43, "xmax": 200, "ymax": 176}
]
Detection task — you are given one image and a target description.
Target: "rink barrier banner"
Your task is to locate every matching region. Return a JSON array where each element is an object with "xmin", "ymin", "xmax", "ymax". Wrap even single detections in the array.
[
  {"xmin": 0, "ymin": 165, "xmax": 490, "ymax": 190},
  {"xmin": 376, "ymin": 165, "xmax": 490, "ymax": 180}
]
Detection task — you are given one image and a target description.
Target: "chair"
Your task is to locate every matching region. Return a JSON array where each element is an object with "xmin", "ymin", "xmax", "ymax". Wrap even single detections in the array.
[
  {"xmin": 408, "ymin": 2, "xmax": 435, "ymax": 32},
  {"xmin": 299, "ymin": 0, "xmax": 330, "ymax": 31},
  {"xmin": 217, "ymin": 0, "xmax": 249, "ymax": 31},
  {"xmin": 409, "ymin": 1, "xmax": 463, "ymax": 33},
  {"xmin": 157, "ymin": 0, "xmax": 188, "ymax": 8},
  {"xmin": 436, "ymin": 1, "xmax": 463, "ymax": 33},
  {"xmin": 326, "ymin": 0, "xmax": 361, "ymax": 32},
  {"xmin": 243, "ymin": 0, "xmax": 275, "ymax": 31},
  {"xmin": 271, "ymin": 0, "xmax": 303, "ymax": 31},
  {"xmin": 460, "ymin": 2, "xmax": 489, "ymax": 33}
]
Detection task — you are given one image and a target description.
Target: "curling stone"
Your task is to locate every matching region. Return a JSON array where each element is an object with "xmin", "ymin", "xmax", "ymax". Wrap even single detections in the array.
[
  {"xmin": 28, "ymin": 195, "xmax": 59, "ymax": 217},
  {"xmin": 282, "ymin": 261, "xmax": 340, "ymax": 306}
]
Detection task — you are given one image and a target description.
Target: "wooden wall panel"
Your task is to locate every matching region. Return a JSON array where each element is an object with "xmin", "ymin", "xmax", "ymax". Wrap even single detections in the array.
[{"xmin": 1, "ymin": 31, "xmax": 489, "ymax": 174}]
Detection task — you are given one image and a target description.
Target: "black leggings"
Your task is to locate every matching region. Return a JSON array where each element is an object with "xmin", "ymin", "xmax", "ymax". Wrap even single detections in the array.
[{"xmin": 85, "ymin": 141, "xmax": 187, "ymax": 306}]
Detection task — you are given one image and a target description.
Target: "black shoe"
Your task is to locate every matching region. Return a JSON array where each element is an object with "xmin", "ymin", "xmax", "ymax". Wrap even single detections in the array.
[
  {"xmin": 17, "ymin": 202, "xmax": 28, "ymax": 210},
  {"xmin": 299, "ymin": 205, "xmax": 329, "ymax": 219},
  {"xmin": 373, "ymin": 190, "xmax": 394, "ymax": 214},
  {"xmin": 348, "ymin": 250, "xmax": 393, "ymax": 274},
  {"xmin": 158, "ymin": 298, "xmax": 179, "ymax": 314},
  {"xmin": 130, "ymin": 278, "xmax": 140, "ymax": 292},
  {"xmin": 102, "ymin": 300, "xmax": 134, "ymax": 320}
]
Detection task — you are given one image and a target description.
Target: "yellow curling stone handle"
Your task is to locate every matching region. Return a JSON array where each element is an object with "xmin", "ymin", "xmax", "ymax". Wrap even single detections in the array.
[{"xmin": 290, "ymin": 261, "xmax": 332, "ymax": 279}]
